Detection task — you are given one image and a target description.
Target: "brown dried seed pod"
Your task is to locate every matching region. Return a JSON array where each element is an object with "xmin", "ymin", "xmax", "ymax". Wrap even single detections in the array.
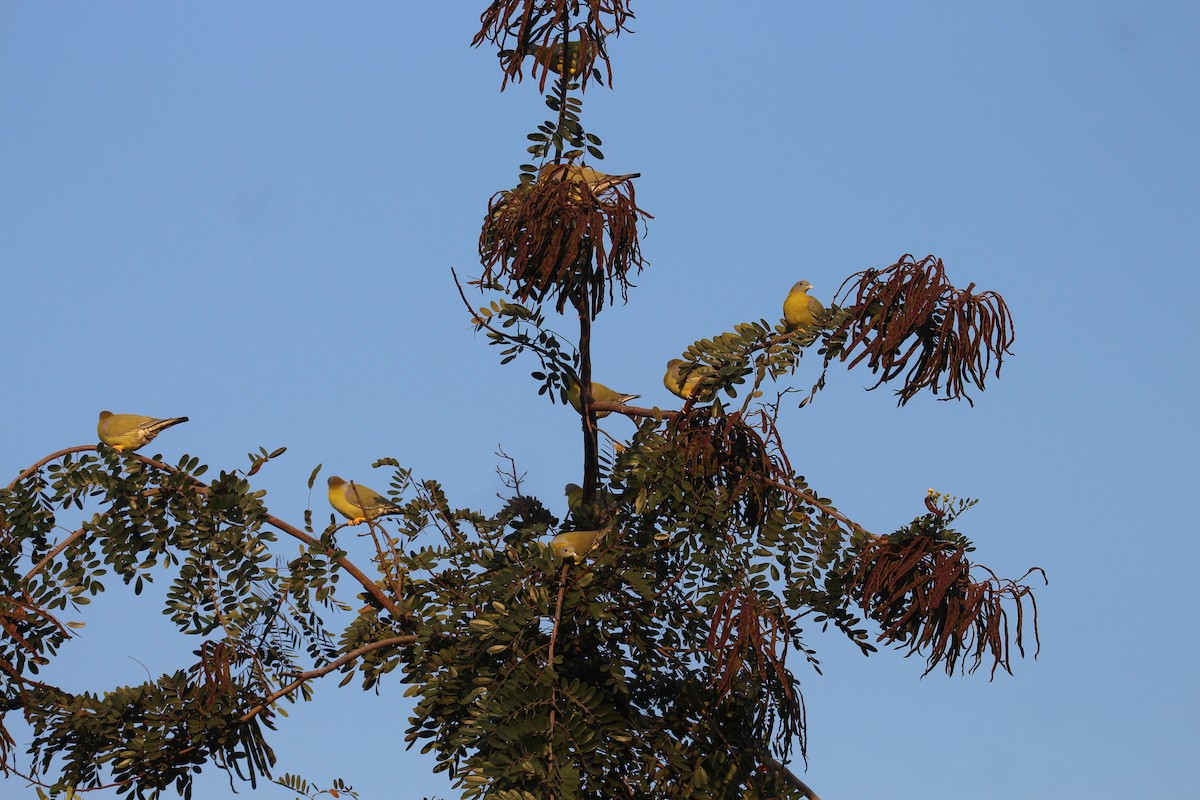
[
  {"xmin": 704, "ymin": 586, "xmax": 806, "ymax": 759},
  {"xmin": 843, "ymin": 533, "xmax": 1043, "ymax": 677},
  {"xmin": 475, "ymin": 2, "xmax": 634, "ymax": 88},
  {"xmin": 656, "ymin": 409, "xmax": 778, "ymax": 531},
  {"xmin": 827, "ymin": 254, "xmax": 1014, "ymax": 405},
  {"xmin": 480, "ymin": 167, "xmax": 649, "ymax": 315}
]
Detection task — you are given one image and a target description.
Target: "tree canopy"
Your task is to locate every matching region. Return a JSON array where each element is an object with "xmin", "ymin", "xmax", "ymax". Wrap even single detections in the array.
[{"xmin": 1, "ymin": 4, "xmax": 1043, "ymax": 799}]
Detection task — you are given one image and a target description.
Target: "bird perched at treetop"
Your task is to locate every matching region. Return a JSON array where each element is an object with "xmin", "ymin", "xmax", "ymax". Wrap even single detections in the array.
[
  {"xmin": 565, "ymin": 482, "xmax": 616, "ymax": 512},
  {"xmin": 551, "ymin": 529, "xmax": 602, "ymax": 562},
  {"xmin": 538, "ymin": 163, "xmax": 640, "ymax": 195},
  {"xmin": 327, "ymin": 476, "xmax": 402, "ymax": 526},
  {"xmin": 97, "ymin": 411, "xmax": 188, "ymax": 453},
  {"xmin": 564, "ymin": 375, "xmax": 639, "ymax": 418},
  {"xmin": 783, "ymin": 280, "xmax": 825, "ymax": 329},
  {"xmin": 663, "ymin": 359, "xmax": 717, "ymax": 403},
  {"xmin": 529, "ymin": 39, "xmax": 592, "ymax": 76},
  {"xmin": 565, "ymin": 483, "xmax": 584, "ymax": 511}
]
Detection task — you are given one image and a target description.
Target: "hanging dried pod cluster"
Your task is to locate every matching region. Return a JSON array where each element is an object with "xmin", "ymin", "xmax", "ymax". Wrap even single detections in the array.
[
  {"xmin": 707, "ymin": 588, "xmax": 793, "ymax": 700},
  {"xmin": 659, "ymin": 409, "xmax": 777, "ymax": 530},
  {"xmin": 502, "ymin": 34, "xmax": 601, "ymax": 90},
  {"xmin": 0, "ymin": 593, "xmax": 46, "ymax": 762},
  {"xmin": 843, "ymin": 532, "xmax": 1044, "ymax": 677},
  {"xmin": 474, "ymin": 0, "xmax": 636, "ymax": 89},
  {"xmin": 0, "ymin": 592, "xmax": 55, "ymax": 664},
  {"xmin": 480, "ymin": 168, "xmax": 648, "ymax": 314},
  {"xmin": 827, "ymin": 254, "xmax": 1014, "ymax": 405},
  {"xmin": 706, "ymin": 586, "xmax": 806, "ymax": 760},
  {"xmin": 191, "ymin": 640, "xmax": 242, "ymax": 716}
]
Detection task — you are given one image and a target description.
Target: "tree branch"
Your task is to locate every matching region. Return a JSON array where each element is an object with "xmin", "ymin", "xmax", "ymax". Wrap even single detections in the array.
[
  {"xmin": 769, "ymin": 757, "xmax": 822, "ymax": 800},
  {"xmin": 22, "ymin": 526, "xmax": 88, "ymax": 583},
  {"xmin": 545, "ymin": 561, "xmax": 571, "ymax": 775},
  {"xmin": 588, "ymin": 400, "xmax": 677, "ymax": 420},
  {"xmin": 767, "ymin": 479, "xmax": 871, "ymax": 537},
  {"xmin": 240, "ymin": 634, "xmax": 418, "ymax": 722},
  {"xmin": 126, "ymin": 453, "xmax": 413, "ymax": 627},
  {"xmin": 451, "ymin": 267, "xmax": 577, "ymax": 376},
  {"xmin": 9, "ymin": 447, "xmax": 414, "ymax": 630},
  {"xmin": 8, "ymin": 445, "xmax": 98, "ymax": 489}
]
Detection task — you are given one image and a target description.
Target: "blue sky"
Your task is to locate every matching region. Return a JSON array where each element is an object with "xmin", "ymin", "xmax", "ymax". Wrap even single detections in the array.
[{"xmin": 2, "ymin": 2, "xmax": 1197, "ymax": 798}]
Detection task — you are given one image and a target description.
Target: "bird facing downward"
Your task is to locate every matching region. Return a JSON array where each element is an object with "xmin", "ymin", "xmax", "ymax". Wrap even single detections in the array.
[
  {"xmin": 327, "ymin": 476, "xmax": 402, "ymax": 526},
  {"xmin": 783, "ymin": 280, "xmax": 825, "ymax": 329},
  {"xmin": 97, "ymin": 411, "xmax": 188, "ymax": 453},
  {"xmin": 663, "ymin": 359, "xmax": 717, "ymax": 403},
  {"xmin": 551, "ymin": 529, "xmax": 602, "ymax": 562}
]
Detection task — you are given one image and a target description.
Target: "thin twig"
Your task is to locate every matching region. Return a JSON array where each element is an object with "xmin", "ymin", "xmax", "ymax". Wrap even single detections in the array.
[
  {"xmin": 451, "ymin": 267, "xmax": 577, "ymax": 375},
  {"xmin": 348, "ymin": 482, "xmax": 406, "ymax": 603},
  {"xmin": 239, "ymin": 634, "xmax": 418, "ymax": 722}
]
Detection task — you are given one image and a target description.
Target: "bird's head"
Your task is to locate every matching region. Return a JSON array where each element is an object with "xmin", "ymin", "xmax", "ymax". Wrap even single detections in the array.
[
  {"xmin": 98, "ymin": 411, "xmax": 113, "ymax": 421},
  {"xmin": 791, "ymin": 280, "xmax": 814, "ymax": 294},
  {"xmin": 327, "ymin": 476, "xmax": 345, "ymax": 488}
]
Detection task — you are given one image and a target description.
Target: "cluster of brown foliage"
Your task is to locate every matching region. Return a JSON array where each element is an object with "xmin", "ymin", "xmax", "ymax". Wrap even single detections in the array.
[
  {"xmin": 706, "ymin": 586, "xmax": 805, "ymax": 759},
  {"xmin": 707, "ymin": 587, "xmax": 793, "ymax": 700},
  {"xmin": 1, "ymin": 590, "xmax": 60, "ymax": 732},
  {"xmin": 474, "ymin": 0, "xmax": 635, "ymax": 89},
  {"xmin": 191, "ymin": 641, "xmax": 245, "ymax": 716},
  {"xmin": 662, "ymin": 410, "xmax": 776, "ymax": 530},
  {"xmin": 480, "ymin": 174, "xmax": 648, "ymax": 314},
  {"xmin": 0, "ymin": 599, "xmax": 35, "ymax": 665},
  {"xmin": 844, "ymin": 532, "xmax": 1044, "ymax": 677},
  {"xmin": 0, "ymin": 600, "xmax": 30, "ymax": 764},
  {"xmin": 829, "ymin": 254, "xmax": 1014, "ymax": 405}
]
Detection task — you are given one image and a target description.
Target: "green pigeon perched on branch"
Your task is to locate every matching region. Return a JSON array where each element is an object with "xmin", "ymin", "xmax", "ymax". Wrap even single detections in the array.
[
  {"xmin": 97, "ymin": 411, "xmax": 188, "ymax": 453},
  {"xmin": 565, "ymin": 375, "xmax": 639, "ymax": 418},
  {"xmin": 538, "ymin": 163, "xmax": 640, "ymax": 194},
  {"xmin": 551, "ymin": 529, "xmax": 603, "ymax": 562},
  {"xmin": 663, "ymin": 359, "xmax": 717, "ymax": 403},
  {"xmin": 327, "ymin": 476, "xmax": 401, "ymax": 526},
  {"xmin": 529, "ymin": 39, "xmax": 591, "ymax": 77},
  {"xmin": 565, "ymin": 482, "xmax": 617, "ymax": 514},
  {"xmin": 783, "ymin": 280, "xmax": 825, "ymax": 329}
]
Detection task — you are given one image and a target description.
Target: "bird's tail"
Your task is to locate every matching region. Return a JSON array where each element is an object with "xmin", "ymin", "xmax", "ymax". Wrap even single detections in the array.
[
  {"xmin": 149, "ymin": 416, "xmax": 189, "ymax": 434},
  {"xmin": 593, "ymin": 173, "xmax": 641, "ymax": 193}
]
